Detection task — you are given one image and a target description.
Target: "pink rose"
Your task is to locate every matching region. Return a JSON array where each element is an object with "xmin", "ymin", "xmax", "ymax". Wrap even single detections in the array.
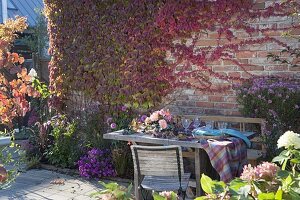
[
  {"xmin": 164, "ymin": 110, "xmax": 172, "ymax": 122},
  {"xmin": 159, "ymin": 119, "xmax": 168, "ymax": 130},
  {"xmin": 150, "ymin": 111, "xmax": 159, "ymax": 122}
]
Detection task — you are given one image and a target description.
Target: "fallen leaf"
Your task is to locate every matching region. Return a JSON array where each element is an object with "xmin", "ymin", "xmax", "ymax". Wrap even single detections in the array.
[{"xmin": 50, "ymin": 179, "xmax": 65, "ymax": 185}]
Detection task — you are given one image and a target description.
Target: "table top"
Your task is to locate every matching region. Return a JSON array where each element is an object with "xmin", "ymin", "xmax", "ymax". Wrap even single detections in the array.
[
  {"xmin": 104, "ymin": 129, "xmax": 250, "ymax": 182},
  {"xmin": 103, "ymin": 129, "xmax": 255, "ymax": 149}
]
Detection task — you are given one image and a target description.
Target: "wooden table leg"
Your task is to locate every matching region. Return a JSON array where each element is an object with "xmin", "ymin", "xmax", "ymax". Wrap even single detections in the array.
[{"xmin": 195, "ymin": 148, "xmax": 202, "ymax": 197}]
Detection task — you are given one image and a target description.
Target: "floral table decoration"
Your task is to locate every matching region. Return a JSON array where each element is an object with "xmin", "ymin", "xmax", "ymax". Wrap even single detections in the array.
[{"xmin": 128, "ymin": 109, "xmax": 179, "ymax": 138}]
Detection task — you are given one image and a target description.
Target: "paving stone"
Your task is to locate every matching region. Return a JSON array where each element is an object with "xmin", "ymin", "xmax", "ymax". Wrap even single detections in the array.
[
  {"xmin": 0, "ymin": 169, "xmax": 131, "ymax": 200},
  {"xmin": 68, "ymin": 195, "xmax": 93, "ymax": 200}
]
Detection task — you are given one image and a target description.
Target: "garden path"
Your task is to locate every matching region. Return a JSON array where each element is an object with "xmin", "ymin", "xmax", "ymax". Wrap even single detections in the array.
[{"xmin": 0, "ymin": 169, "xmax": 115, "ymax": 200}]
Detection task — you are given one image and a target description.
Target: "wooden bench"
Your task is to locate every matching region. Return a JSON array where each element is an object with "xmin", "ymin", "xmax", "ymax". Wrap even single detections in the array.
[{"xmin": 177, "ymin": 115, "xmax": 266, "ymax": 166}]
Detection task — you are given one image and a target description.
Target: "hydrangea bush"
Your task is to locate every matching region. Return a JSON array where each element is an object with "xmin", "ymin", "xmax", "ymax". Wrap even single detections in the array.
[
  {"xmin": 234, "ymin": 77, "xmax": 300, "ymax": 157},
  {"xmin": 196, "ymin": 130, "xmax": 300, "ymax": 200},
  {"xmin": 78, "ymin": 148, "xmax": 116, "ymax": 178}
]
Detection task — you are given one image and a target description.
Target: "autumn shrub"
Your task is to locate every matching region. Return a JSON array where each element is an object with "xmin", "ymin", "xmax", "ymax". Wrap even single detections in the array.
[
  {"xmin": 234, "ymin": 77, "xmax": 300, "ymax": 158},
  {"xmin": 0, "ymin": 16, "xmax": 41, "ymax": 188}
]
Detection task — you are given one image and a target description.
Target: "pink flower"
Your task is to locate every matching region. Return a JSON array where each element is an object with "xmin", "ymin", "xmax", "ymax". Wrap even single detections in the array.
[
  {"xmin": 158, "ymin": 109, "xmax": 172, "ymax": 121},
  {"xmin": 110, "ymin": 123, "xmax": 117, "ymax": 129},
  {"xmin": 164, "ymin": 110, "xmax": 172, "ymax": 121},
  {"xmin": 240, "ymin": 162, "xmax": 279, "ymax": 182},
  {"xmin": 159, "ymin": 191, "xmax": 178, "ymax": 199},
  {"xmin": 150, "ymin": 111, "xmax": 159, "ymax": 122},
  {"xmin": 240, "ymin": 164, "xmax": 256, "ymax": 181},
  {"xmin": 159, "ymin": 119, "xmax": 168, "ymax": 130},
  {"xmin": 255, "ymin": 162, "xmax": 279, "ymax": 181},
  {"xmin": 121, "ymin": 105, "xmax": 127, "ymax": 111}
]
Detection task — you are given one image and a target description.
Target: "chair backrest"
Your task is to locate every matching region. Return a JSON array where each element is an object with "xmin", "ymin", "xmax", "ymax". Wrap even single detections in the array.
[{"xmin": 131, "ymin": 145, "xmax": 184, "ymax": 177}]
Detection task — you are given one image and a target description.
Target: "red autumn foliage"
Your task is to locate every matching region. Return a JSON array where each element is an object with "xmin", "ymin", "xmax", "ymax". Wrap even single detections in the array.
[{"xmin": 44, "ymin": 0, "xmax": 300, "ymax": 112}]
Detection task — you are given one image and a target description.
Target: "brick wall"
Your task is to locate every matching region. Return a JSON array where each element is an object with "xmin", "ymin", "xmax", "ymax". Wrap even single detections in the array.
[{"xmin": 167, "ymin": 0, "xmax": 300, "ymax": 116}]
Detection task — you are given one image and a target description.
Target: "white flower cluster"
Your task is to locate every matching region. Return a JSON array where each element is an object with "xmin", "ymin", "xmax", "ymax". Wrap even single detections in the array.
[
  {"xmin": 277, "ymin": 131, "xmax": 300, "ymax": 149},
  {"xmin": 28, "ymin": 68, "xmax": 38, "ymax": 82}
]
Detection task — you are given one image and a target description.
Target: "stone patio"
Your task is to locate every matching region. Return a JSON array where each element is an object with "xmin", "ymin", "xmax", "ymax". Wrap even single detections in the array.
[{"xmin": 0, "ymin": 169, "xmax": 120, "ymax": 200}]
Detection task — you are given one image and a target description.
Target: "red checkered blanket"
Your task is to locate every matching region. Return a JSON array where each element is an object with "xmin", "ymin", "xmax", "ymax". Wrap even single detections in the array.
[{"xmin": 199, "ymin": 137, "xmax": 247, "ymax": 182}]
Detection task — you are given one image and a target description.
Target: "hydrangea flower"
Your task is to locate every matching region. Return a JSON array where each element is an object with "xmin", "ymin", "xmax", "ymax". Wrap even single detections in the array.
[
  {"xmin": 240, "ymin": 162, "xmax": 279, "ymax": 182},
  {"xmin": 255, "ymin": 162, "xmax": 279, "ymax": 181},
  {"xmin": 28, "ymin": 68, "xmax": 38, "ymax": 81},
  {"xmin": 277, "ymin": 131, "xmax": 300, "ymax": 149},
  {"xmin": 159, "ymin": 191, "xmax": 178, "ymax": 199}
]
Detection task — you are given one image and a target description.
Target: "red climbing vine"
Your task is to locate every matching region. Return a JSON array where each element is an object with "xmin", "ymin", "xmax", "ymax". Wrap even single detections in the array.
[{"xmin": 44, "ymin": 0, "xmax": 300, "ymax": 111}]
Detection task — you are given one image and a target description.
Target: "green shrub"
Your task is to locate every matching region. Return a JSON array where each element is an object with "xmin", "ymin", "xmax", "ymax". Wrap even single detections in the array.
[
  {"xmin": 77, "ymin": 109, "xmax": 110, "ymax": 149},
  {"xmin": 234, "ymin": 77, "xmax": 300, "ymax": 158},
  {"xmin": 45, "ymin": 116, "xmax": 83, "ymax": 168},
  {"xmin": 91, "ymin": 181, "xmax": 133, "ymax": 200}
]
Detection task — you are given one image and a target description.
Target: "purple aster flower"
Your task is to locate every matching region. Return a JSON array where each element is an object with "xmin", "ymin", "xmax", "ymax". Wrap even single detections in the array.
[
  {"xmin": 121, "ymin": 105, "xmax": 127, "ymax": 111},
  {"xmin": 110, "ymin": 123, "xmax": 117, "ymax": 129},
  {"xmin": 295, "ymin": 105, "xmax": 299, "ymax": 109},
  {"xmin": 77, "ymin": 148, "xmax": 116, "ymax": 179},
  {"xmin": 268, "ymin": 100, "xmax": 272, "ymax": 104}
]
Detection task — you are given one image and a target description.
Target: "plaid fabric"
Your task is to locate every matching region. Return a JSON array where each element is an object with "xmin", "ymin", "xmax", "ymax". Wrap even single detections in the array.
[{"xmin": 199, "ymin": 137, "xmax": 247, "ymax": 182}]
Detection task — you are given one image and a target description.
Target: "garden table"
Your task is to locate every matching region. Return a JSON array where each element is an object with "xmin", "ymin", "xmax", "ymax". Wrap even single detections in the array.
[{"xmin": 103, "ymin": 130, "xmax": 252, "ymax": 198}]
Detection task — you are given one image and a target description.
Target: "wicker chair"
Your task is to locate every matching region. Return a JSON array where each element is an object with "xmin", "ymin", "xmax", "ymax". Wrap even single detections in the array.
[{"xmin": 131, "ymin": 145, "xmax": 190, "ymax": 200}]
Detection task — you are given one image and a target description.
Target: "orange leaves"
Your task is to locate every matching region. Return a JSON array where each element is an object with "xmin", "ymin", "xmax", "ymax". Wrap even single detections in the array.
[
  {"xmin": 0, "ymin": 67, "xmax": 40, "ymax": 126},
  {"xmin": 17, "ymin": 68, "xmax": 31, "ymax": 82},
  {"xmin": 0, "ymin": 17, "xmax": 39, "ymax": 127}
]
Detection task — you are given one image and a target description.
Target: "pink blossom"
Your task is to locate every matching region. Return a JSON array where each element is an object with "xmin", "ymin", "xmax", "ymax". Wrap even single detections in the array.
[
  {"xmin": 110, "ymin": 123, "xmax": 117, "ymax": 129},
  {"xmin": 164, "ymin": 110, "xmax": 172, "ymax": 121},
  {"xmin": 256, "ymin": 162, "xmax": 279, "ymax": 181},
  {"xmin": 159, "ymin": 191, "xmax": 178, "ymax": 199},
  {"xmin": 159, "ymin": 119, "xmax": 168, "ymax": 129},
  {"xmin": 150, "ymin": 111, "xmax": 159, "ymax": 122},
  {"xmin": 240, "ymin": 162, "xmax": 279, "ymax": 182},
  {"xmin": 121, "ymin": 105, "xmax": 127, "ymax": 111},
  {"xmin": 240, "ymin": 164, "xmax": 256, "ymax": 181}
]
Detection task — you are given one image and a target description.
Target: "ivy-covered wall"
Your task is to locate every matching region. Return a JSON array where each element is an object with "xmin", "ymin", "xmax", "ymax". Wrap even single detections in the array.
[{"xmin": 44, "ymin": 0, "xmax": 300, "ymax": 116}]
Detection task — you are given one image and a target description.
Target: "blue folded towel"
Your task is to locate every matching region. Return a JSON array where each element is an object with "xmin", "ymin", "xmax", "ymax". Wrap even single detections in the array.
[{"xmin": 192, "ymin": 128, "xmax": 251, "ymax": 148}]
